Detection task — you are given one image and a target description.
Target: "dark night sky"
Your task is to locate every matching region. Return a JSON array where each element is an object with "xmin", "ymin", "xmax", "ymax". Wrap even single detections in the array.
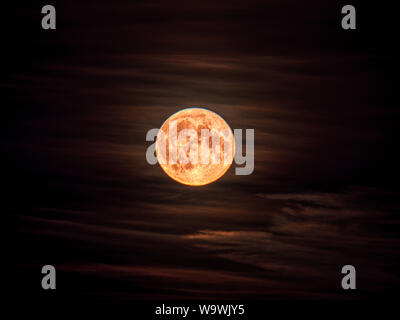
[{"xmin": 4, "ymin": 0, "xmax": 400, "ymax": 301}]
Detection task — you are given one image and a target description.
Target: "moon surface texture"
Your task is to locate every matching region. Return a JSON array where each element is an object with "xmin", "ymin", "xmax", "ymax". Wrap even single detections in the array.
[{"xmin": 156, "ymin": 108, "xmax": 235, "ymax": 186}]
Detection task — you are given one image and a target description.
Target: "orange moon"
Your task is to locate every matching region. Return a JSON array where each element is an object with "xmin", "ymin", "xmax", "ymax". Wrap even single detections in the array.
[{"xmin": 156, "ymin": 108, "xmax": 235, "ymax": 186}]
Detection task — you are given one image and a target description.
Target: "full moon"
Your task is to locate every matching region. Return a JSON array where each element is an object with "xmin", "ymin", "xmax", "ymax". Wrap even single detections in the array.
[{"xmin": 156, "ymin": 108, "xmax": 235, "ymax": 186}]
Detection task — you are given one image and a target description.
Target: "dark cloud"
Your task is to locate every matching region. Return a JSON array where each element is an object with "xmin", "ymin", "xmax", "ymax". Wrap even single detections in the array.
[{"xmin": 5, "ymin": 0, "xmax": 398, "ymax": 300}]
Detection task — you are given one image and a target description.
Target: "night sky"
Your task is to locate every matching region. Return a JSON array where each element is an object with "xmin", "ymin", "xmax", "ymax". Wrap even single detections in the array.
[{"xmin": 4, "ymin": 0, "xmax": 399, "ymax": 301}]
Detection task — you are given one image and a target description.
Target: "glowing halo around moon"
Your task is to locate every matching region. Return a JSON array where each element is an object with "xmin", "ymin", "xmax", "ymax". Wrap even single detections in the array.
[{"xmin": 156, "ymin": 108, "xmax": 235, "ymax": 186}]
